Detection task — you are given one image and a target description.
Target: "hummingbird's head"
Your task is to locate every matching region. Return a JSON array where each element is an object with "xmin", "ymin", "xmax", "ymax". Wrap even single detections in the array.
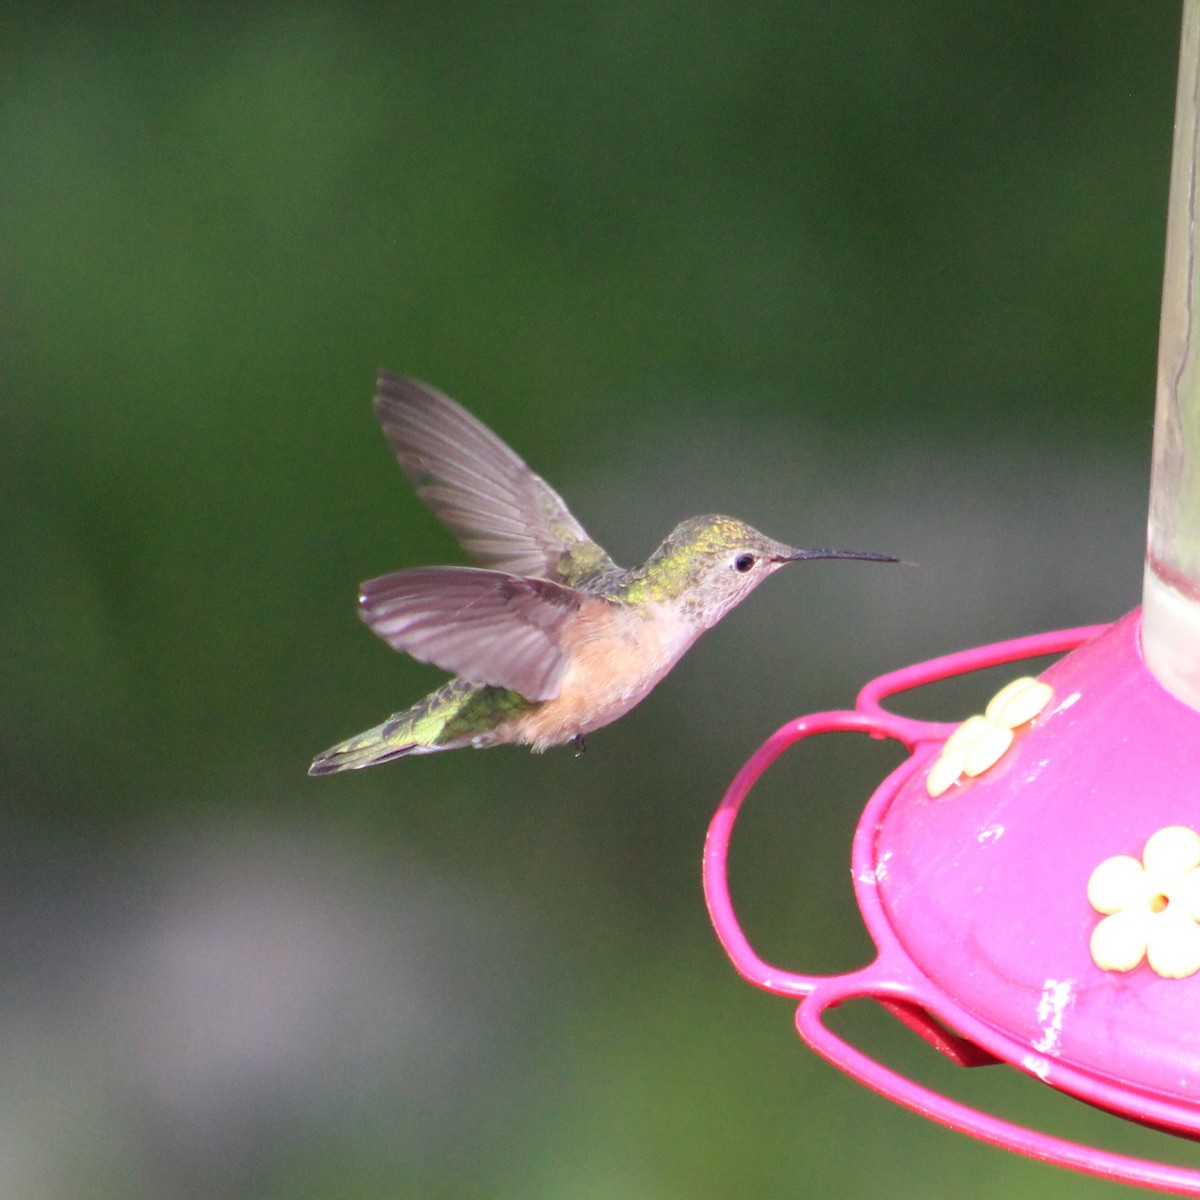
[{"xmin": 638, "ymin": 515, "xmax": 897, "ymax": 629}]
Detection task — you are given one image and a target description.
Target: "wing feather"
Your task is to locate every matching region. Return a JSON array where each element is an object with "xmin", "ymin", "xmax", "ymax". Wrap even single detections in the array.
[
  {"xmin": 373, "ymin": 373, "xmax": 616, "ymax": 584},
  {"xmin": 358, "ymin": 566, "xmax": 591, "ymax": 700}
]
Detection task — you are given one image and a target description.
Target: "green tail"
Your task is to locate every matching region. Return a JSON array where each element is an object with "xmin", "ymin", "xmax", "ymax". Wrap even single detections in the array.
[{"xmin": 309, "ymin": 679, "xmax": 534, "ymax": 774}]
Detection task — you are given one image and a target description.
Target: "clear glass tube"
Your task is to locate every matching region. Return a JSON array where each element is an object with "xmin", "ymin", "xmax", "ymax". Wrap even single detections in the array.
[{"xmin": 1142, "ymin": 0, "xmax": 1200, "ymax": 709}]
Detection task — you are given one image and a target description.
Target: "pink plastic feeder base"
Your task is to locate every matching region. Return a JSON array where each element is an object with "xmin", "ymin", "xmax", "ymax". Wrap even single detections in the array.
[{"xmin": 704, "ymin": 610, "xmax": 1200, "ymax": 1194}]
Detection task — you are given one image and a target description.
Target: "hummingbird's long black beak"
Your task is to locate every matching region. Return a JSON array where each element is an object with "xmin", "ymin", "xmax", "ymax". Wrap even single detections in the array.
[{"xmin": 773, "ymin": 548, "xmax": 901, "ymax": 564}]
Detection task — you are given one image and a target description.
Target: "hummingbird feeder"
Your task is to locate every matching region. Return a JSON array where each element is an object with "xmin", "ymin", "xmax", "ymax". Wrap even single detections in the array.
[{"xmin": 703, "ymin": 4, "xmax": 1200, "ymax": 1192}]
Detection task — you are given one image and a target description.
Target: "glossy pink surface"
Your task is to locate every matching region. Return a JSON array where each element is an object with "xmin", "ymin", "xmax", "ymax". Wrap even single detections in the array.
[
  {"xmin": 878, "ymin": 609, "xmax": 1200, "ymax": 1099},
  {"xmin": 704, "ymin": 611, "xmax": 1200, "ymax": 1194}
]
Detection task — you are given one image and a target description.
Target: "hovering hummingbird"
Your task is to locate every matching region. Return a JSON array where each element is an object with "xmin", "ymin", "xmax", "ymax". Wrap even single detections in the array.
[{"xmin": 309, "ymin": 373, "xmax": 897, "ymax": 774}]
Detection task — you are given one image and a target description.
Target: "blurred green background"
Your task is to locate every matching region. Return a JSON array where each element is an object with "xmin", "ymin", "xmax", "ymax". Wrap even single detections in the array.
[{"xmin": 1, "ymin": 2, "xmax": 1188, "ymax": 1197}]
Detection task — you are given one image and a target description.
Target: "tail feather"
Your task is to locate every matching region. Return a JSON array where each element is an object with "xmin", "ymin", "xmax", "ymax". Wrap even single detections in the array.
[
  {"xmin": 308, "ymin": 718, "xmax": 441, "ymax": 775},
  {"xmin": 309, "ymin": 679, "xmax": 532, "ymax": 775}
]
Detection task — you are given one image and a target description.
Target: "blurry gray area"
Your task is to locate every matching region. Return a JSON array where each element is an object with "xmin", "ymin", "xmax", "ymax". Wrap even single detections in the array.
[
  {"xmin": 0, "ymin": 824, "xmax": 535, "ymax": 1199},
  {"xmin": 0, "ymin": 2, "xmax": 1176, "ymax": 1198}
]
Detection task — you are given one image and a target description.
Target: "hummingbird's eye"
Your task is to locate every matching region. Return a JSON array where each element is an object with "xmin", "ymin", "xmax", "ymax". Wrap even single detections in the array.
[{"xmin": 733, "ymin": 552, "xmax": 756, "ymax": 573}]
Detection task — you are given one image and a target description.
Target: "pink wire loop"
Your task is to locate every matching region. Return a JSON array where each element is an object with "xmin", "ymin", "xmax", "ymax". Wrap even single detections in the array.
[
  {"xmin": 795, "ymin": 994, "xmax": 1200, "ymax": 1196},
  {"xmin": 702, "ymin": 708, "xmax": 916, "ymax": 998},
  {"xmin": 856, "ymin": 623, "xmax": 1110, "ymax": 721}
]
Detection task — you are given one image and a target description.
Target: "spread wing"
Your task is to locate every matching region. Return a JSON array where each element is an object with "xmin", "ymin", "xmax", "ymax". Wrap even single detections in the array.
[
  {"xmin": 373, "ymin": 372, "xmax": 617, "ymax": 585},
  {"xmin": 358, "ymin": 566, "xmax": 594, "ymax": 700}
]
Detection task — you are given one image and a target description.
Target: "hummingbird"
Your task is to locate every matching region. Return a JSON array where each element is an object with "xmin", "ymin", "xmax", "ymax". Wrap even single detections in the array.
[{"xmin": 309, "ymin": 373, "xmax": 897, "ymax": 774}]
